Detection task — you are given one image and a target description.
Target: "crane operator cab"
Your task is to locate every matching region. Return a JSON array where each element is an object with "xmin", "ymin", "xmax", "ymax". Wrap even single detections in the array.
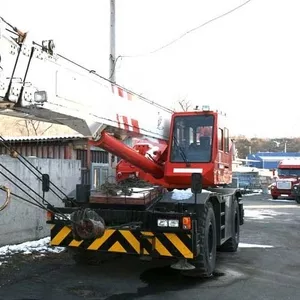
[
  {"xmin": 165, "ymin": 106, "xmax": 232, "ymax": 188},
  {"xmin": 170, "ymin": 113, "xmax": 213, "ymax": 163}
]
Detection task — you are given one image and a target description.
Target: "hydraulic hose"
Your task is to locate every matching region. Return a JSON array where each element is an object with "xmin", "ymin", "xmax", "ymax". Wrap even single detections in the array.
[{"xmin": 0, "ymin": 185, "xmax": 11, "ymax": 212}]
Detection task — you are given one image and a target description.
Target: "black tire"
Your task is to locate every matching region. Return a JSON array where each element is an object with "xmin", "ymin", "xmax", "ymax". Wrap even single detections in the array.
[
  {"xmin": 272, "ymin": 196, "xmax": 278, "ymax": 200},
  {"xmin": 182, "ymin": 202, "xmax": 217, "ymax": 277},
  {"xmin": 295, "ymin": 197, "xmax": 300, "ymax": 204},
  {"xmin": 68, "ymin": 247, "xmax": 118, "ymax": 265},
  {"xmin": 219, "ymin": 200, "xmax": 240, "ymax": 252}
]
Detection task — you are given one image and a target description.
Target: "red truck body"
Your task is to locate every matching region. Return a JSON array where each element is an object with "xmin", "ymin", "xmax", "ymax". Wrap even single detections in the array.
[{"xmin": 271, "ymin": 159, "xmax": 300, "ymax": 200}]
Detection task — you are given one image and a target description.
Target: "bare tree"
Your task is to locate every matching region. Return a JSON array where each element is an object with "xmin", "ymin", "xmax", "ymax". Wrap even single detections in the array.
[
  {"xmin": 15, "ymin": 119, "xmax": 53, "ymax": 136},
  {"xmin": 178, "ymin": 98, "xmax": 192, "ymax": 111}
]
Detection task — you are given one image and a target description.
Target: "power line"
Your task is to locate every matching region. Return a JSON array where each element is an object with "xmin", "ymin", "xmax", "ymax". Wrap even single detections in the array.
[
  {"xmin": 111, "ymin": 0, "xmax": 253, "ymax": 75},
  {"xmin": 146, "ymin": 0, "xmax": 253, "ymax": 56}
]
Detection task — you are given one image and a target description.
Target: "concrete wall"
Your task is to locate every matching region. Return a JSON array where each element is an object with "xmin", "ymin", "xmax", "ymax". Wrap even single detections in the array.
[{"xmin": 0, "ymin": 156, "xmax": 81, "ymax": 246}]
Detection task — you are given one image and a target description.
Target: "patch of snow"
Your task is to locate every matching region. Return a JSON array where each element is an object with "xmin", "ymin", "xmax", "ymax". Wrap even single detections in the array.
[
  {"xmin": 239, "ymin": 243, "xmax": 274, "ymax": 248},
  {"xmin": 243, "ymin": 193, "xmax": 261, "ymax": 197},
  {"xmin": 0, "ymin": 237, "xmax": 65, "ymax": 257},
  {"xmin": 171, "ymin": 188, "xmax": 193, "ymax": 200},
  {"xmin": 242, "ymin": 189, "xmax": 263, "ymax": 196},
  {"xmin": 131, "ymin": 187, "xmax": 155, "ymax": 192},
  {"xmin": 267, "ymin": 198, "xmax": 296, "ymax": 203},
  {"xmin": 171, "ymin": 188, "xmax": 212, "ymax": 200},
  {"xmin": 245, "ymin": 205, "xmax": 299, "ymax": 209},
  {"xmin": 244, "ymin": 208, "xmax": 291, "ymax": 220}
]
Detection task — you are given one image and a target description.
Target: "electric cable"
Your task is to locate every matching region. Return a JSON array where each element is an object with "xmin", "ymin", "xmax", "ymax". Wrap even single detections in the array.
[
  {"xmin": 0, "ymin": 135, "xmax": 75, "ymax": 204},
  {"xmin": 111, "ymin": 0, "xmax": 253, "ymax": 74}
]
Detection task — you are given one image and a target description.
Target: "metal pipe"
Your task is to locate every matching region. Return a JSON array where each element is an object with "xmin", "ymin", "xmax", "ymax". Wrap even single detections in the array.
[{"xmin": 90, "ymin": 132, "xmax": 164, "ymax": 179}]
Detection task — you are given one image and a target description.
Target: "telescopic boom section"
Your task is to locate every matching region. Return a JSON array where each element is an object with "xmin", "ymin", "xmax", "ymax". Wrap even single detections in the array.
[
  {"xmin": 0, "ymin": 17, "xmax": 172, "ymax": 141},
  {"xmin": 90, "ymin": 132, "xmax": 164, "ymax": 179}
]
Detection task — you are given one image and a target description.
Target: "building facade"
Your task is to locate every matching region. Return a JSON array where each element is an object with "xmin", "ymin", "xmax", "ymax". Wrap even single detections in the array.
[{"xmin": 246, "ymin": 152, "xmax": 300, "ymax": 169}]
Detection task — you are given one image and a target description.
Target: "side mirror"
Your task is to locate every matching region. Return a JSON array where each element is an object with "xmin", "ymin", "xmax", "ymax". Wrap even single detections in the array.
[
  {"xmin": 191, "ymin": 173, "xmax": 202, "ymax": 194},
  {"xmin": 42, "ymin": 174, "xmax": 50, "ymax": 192}
]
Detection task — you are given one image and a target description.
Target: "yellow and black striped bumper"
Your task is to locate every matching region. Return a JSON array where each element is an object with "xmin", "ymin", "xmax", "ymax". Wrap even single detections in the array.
[{"xmin": 50, "ymin": 225, "xmax": 194, "ymax": 259}]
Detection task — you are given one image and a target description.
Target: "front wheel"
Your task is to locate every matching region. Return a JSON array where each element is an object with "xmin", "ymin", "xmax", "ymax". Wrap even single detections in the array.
[
  {"xmin": 295, "ymin": 197, "xmax": 300, "ymax": 204},
  {"xmin": 182, "ymin": 202, "xmax": 217, "ymax": 277},
  {"xmin": 272, "ymin": 195, "xmax": 278, "ymax": 200}
]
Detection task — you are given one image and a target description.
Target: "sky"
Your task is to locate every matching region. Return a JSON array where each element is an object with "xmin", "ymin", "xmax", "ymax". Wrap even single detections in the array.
[{"xmin": 1, "ymin": 0, "xmax": 300, "ymax": 138}]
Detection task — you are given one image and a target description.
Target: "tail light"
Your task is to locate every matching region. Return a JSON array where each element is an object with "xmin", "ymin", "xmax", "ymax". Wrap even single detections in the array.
[
  {"xmin": 182, "ymin": 217, "xmax": 191, "ymax": 230},
  {"xmin": 46, "ymin": 210, "xmax": 54, "ymax": 221}
]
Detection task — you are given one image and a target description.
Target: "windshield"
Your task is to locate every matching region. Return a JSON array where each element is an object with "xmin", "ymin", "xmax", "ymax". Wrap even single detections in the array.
[
  {"xmin": 170, "ymin": 114, "xmax": 214, "ymax": 163},
  {"xmin": 278, "ymin": 169, "xmax": 300, "ymax": 177}
]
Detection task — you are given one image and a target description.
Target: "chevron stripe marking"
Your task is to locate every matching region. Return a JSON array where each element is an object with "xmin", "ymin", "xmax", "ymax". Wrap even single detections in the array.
[
  {"xmin": 109, "ymin": 241, "xmax": 126, "ymax": 253},
  {"xmin": 164, "ymin": 233, "xmax": 193, "ymax": 259},
  {"xmin": 87, "ymin": 229, "xmax": 115, "ymax": 250},
  {"xmin": 120, "ymin": 230, "xmax": 140, "ymax": 254},
  {"xmin": 155, "ymin": 237, "xmax": 172, "ymax": 257},
  {"xmin": 69, "ymin": 240, "xmax": 83, "ymax": 247},
  {"xmin": 141, "ymin": 231, "xmax": 171, "ymax": 256},
  {"xmin": 51, "ymin": 226, "xmax": 71, "ymax": 245},
  {"xmin": 50, "ymin": 226, "xmax": 192, "ymax": 258},
  {"xmin": 141, "ymin": 231, "xmax": 153, "ymax": 236}
]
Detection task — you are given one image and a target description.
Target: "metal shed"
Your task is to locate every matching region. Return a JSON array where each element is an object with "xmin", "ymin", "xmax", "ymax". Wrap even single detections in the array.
[
  {"xmin": 246, "ymin": 152, "xmax": 300, "ymax": 169},
  {"xmin": 0, "ymin": 135, "xmax": 113, "ymax": 189}
]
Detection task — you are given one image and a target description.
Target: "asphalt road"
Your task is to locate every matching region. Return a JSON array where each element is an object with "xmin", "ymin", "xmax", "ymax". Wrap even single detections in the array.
[{"xmin": 0, "ymin": 194, "xmax": 299, "ymax": 300}]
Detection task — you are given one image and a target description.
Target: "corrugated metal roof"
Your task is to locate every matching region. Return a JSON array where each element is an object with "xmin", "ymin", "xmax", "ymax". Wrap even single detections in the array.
[
  {"xmin": 259, "ymin": 156, "xmax": 300, "ymax": 161},
  {"xmin": 1, "ymin": 134, "xmax": 86, "ymax": 142}
]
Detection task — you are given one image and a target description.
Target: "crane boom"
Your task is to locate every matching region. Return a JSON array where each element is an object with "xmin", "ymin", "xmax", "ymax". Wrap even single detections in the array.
[{"xmin": 0, "ymin": 17, "xmax": 172, "ymax": 140}]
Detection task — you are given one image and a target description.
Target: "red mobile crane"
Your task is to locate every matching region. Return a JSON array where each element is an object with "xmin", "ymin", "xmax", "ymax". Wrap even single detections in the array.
[{"xmin": 0, "ymin": 17, "xmax": 243, "ymax": 276}]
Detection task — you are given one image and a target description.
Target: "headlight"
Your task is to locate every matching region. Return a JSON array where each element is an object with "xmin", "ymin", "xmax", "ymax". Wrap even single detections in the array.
[
  {"xmin": 34, "ymin": 91, "xmax": 47, "ymax": 103},
  {"xmin": 168, "ymin": 219, "xmax": 179, "ymax": 227},
  {"xmin": 157, "ymin": 219, "xmax": 168, "ymax": 227}
]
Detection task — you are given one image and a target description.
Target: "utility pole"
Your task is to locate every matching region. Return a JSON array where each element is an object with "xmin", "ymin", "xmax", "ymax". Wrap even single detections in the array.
[{"xmin": 109, "ymin": 0, "xmax": 116, "ymax": 83}]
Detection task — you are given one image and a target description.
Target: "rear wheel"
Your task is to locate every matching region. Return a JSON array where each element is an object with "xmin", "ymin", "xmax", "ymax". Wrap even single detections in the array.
[
  {"xmin": 272, "ymin": 195, "xmax": 278, "ymax": 200},
  {"xmin": 182, "ymin": 201, "xmax": 217, "ymax": 277},
  {"xmin": 219, "ymin": 200, "xmax": 240, "ymax": 252}
]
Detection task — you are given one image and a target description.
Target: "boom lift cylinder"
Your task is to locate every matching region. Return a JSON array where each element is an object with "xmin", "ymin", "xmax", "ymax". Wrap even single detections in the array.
[{"xmin": 90, "ymin": 132, "xmax": 164, "ymax": 179}]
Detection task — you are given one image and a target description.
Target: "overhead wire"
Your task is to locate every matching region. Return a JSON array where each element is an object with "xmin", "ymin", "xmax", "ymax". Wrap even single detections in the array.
[
  {"xmin": 0, "ymin": 135, "xmax": 81, "ymax": 222},
  {"xmin": 0, "ymin": 136, "xmax": 74, "ymax": 203},
  {"xmin": 0, "ymin": 170, "xmax": 75, "ymax": 223},
  {"xmin": 110, "ymin": 0, "xmax": 253, "ymax": 75}
]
